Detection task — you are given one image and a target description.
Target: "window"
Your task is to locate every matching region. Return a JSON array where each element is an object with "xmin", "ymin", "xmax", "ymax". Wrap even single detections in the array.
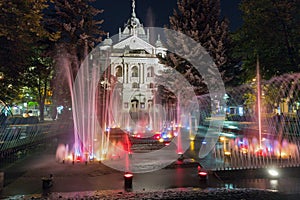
[
  {"xmin": 131, "ymin": 66, "xmax": 138, "ymax": 77},
  {"xmin": 147, "ymin": 66, "xmax": 154, "ymax": 77},
  {"xmin": 115, "ymin": 66, "xmax": 123, "ymax": 77},
  {"xmin": 149, "ymin": 83, "xmax": 154, "ymax": 88},
  {"xmin": 132, "ymin": 82, "xmax": 139, "ymax": 88},
  {"xmin": 148, "ymin": 100, "xmax": 153, "ymax": 109}
]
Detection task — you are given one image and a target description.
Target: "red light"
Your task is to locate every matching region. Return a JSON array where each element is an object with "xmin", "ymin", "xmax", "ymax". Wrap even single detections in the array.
[
  {"xmin": 124, "ymin": 173, "xmax": 133, "ymax": 178},
  {"xmin": 198, "ymin": 171, "xmax": 207, "ymax": 176},
  {"xmin": 76, "ymin": 156, "xmax": 82, "ymax": 162}
]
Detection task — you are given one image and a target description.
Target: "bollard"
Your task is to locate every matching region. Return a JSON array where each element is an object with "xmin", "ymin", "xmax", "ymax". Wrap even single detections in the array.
[
  {"xmin": 0, "ymin": 172, "xmax": 4, "ymax": 193},
  {"xmin": 42, "ymin": 174, "xmax": 53, "ymax": 189},
  {"xmin": 124, "ymin": 172, "xmax": 133, "ymax": 191}
]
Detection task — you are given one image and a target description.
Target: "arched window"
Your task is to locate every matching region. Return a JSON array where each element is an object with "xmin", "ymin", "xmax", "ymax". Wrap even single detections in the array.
[
  {"xmin": 115, "ymin": 66, "xmax": 123, "ymax": 77},
  {"xmin": 131, "ymin": 66, "xmax": 138, "ymax": 77},
  {"xmin": 132, "ymin": 82, "xmax": 139, "ymax": 88},
  {"xmin": 147, "ymin": 66, "xmax": 154, "ymax": 77},
  {"xmin": 149, "ymin": 83, "xmax": 154, "ymax": 88},
  {"xmin": 131, "ymin": 98, "xmax": 138, "ymax": 109},
  {"xmin": 148, "ymin": 100, "xmax": 153, "ymax": 109}
]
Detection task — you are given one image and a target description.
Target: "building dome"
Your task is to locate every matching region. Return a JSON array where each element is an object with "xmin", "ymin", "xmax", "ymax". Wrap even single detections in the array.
[
  {"xmin": 123, "ymin": 16, "xmax": 145, "ymax": 35},
  {"xmin": 118, "ymin": 0, "xmax": 148, "ymax": 42}
]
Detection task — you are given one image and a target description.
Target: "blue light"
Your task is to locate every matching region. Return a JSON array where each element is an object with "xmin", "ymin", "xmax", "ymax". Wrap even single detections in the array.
[{"xmin": 162, "ymin": 132, "xmax": 167, "ymax": 139}]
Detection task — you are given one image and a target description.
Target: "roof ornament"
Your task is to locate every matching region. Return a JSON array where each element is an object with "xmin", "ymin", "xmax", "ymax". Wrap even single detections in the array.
[{"xmin": 132, "ymin": 0, "xmax": 136, "ymax": 18}]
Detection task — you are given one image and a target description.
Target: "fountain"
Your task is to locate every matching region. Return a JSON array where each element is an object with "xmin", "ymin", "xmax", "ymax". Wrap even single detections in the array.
[
  {"xmin": 55, "ymin": 26, "xmax": 226, "ymax": 174},
  {"xmin": 205, "ymin": 66, "xmax": 300, "ymax": 170}
]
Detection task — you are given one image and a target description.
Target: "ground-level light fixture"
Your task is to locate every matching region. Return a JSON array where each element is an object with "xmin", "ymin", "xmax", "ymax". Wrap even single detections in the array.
[
  {"xmin": 268, "ymin": 168, "xmax": 279, "ymax": 177},
  {"xmin": 124, "ymin": 172, "xmax": 133, "ymax": 191}
]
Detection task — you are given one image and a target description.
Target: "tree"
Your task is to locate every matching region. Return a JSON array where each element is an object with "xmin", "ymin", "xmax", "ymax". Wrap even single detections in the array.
[
  {"xmin": 158, "ymin": 0, "xmax": 230, "ymax": 104},
  {"xmin": 22, "ymin": 44, "xmax": 55, "ymax": 121},
  {"xmin": 45, "ymin": 0, "xmax": 105, "ymax": 109},
  {"xmin": 0, "ymin": 0, "xmax": 59, "ymax": 104},
  {"xmin": 232, "ymin": 0, "xmax": 300, "ymax": 82}
]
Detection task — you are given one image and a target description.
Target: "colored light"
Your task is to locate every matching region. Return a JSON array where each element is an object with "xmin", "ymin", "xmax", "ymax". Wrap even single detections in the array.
[
  {"xmin": 190, "ymin": 136, "xmax": 195, "ymax": 141},
  {"xmin": 198, "ymin": 171, "xmax": 207, "ymax": 176},
  {"xmin": 124, "ymin": 173, "xmax": 133, "ymax": 178},
  {"xmin": 268, "ymin": 169, "xmax": 279, "ymax": 177}
]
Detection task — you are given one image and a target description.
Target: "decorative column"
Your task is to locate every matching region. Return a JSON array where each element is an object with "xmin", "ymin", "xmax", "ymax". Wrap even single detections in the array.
[
  {"xmin": 142, "ymin": 63, "xmax": 145, "ymax": 84},
  {"xmin": 123, "ymin": 61, "xmax": 127, "ymax": 83}
]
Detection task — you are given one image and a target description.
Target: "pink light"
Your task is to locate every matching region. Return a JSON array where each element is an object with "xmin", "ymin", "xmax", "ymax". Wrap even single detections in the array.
[
  {"xmin": 198, "ymin": 171, "xmax": 207, "ymax": 176},
  {"xmin": 124, "ymin": 173, "xmax": 133, "ymax": 178}
]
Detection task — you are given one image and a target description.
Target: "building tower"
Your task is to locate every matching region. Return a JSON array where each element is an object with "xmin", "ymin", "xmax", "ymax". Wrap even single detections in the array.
[{"xmin": 100, "ymin": 0, "xmax": 166, "ymax": 133}]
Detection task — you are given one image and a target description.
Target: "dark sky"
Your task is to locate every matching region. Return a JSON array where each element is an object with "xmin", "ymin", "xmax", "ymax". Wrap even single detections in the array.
[{"xmin": 94, "ymin": 0, "xmax": 242, "ymax": 36}]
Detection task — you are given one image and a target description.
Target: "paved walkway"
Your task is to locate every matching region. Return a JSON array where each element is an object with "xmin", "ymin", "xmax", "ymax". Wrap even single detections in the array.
[{"xmin": 1, "ymin": 150, "xmax": 125, "ymax": 198}]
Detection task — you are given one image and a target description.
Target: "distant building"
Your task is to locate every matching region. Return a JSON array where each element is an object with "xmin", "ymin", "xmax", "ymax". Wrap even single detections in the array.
[{"xmin": 99, "ymin": 0, "xmax": 166, "ymax": 131}]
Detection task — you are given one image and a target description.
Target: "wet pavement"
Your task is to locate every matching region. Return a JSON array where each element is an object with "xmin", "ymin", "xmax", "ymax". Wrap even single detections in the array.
[
  {"xmin": 1, "ymin": 144, "xmax": 300, "ymax": 200},
  {"xmin": 1, "ymin": 123, "xmax": 300, "ymax": 199}
]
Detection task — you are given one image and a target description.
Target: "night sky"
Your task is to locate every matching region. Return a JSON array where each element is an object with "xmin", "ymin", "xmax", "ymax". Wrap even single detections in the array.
[{"xmin": 93, "ymin": 0, "xmax": 243, "ymax": 37}]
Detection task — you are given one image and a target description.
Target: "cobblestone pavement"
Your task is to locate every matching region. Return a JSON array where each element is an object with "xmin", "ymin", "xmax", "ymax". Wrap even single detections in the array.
[{"xmin": 2, "ymin": 188, "xmax": 291, "ymax": 200}]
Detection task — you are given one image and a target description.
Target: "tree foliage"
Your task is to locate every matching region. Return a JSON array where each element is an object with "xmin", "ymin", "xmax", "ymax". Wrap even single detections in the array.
[
  {"xmin": 232, "ymin": 0, "xmax": 300, "ymax": 82},
  {"xmin": 45, "ymin": 0, "xmax": 105, "ymax": 108},
  {"xmin": 0, "ymin": 0, "xmax": 57, "ymax": 42},
  {"xmin": 23, "ymin": 44, "xmax": 55, "ymax": 121},
  {"xmin": 159, "ymin": 0, "xmax": 230, "ymax": 96},
  {"xmin": 0, "ymin": 0, "xmax": 59, "ymax": 104},
  {"xmin": 46, "ymin": 0, "xmax": 104, "ymax": 60}
]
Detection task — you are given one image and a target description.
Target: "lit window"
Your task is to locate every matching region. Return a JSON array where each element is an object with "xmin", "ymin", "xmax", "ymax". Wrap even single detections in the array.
[
  {"xmin": 115, "ymin": 66, "xmax": 123, "ymax": 77},
  {"xmin": 132, "ymin": 66, "xmax": 138, "ymax": 77},
  {"xmin": 132, "ymin": 82, "xmax": 139, "ymax": 88}
]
